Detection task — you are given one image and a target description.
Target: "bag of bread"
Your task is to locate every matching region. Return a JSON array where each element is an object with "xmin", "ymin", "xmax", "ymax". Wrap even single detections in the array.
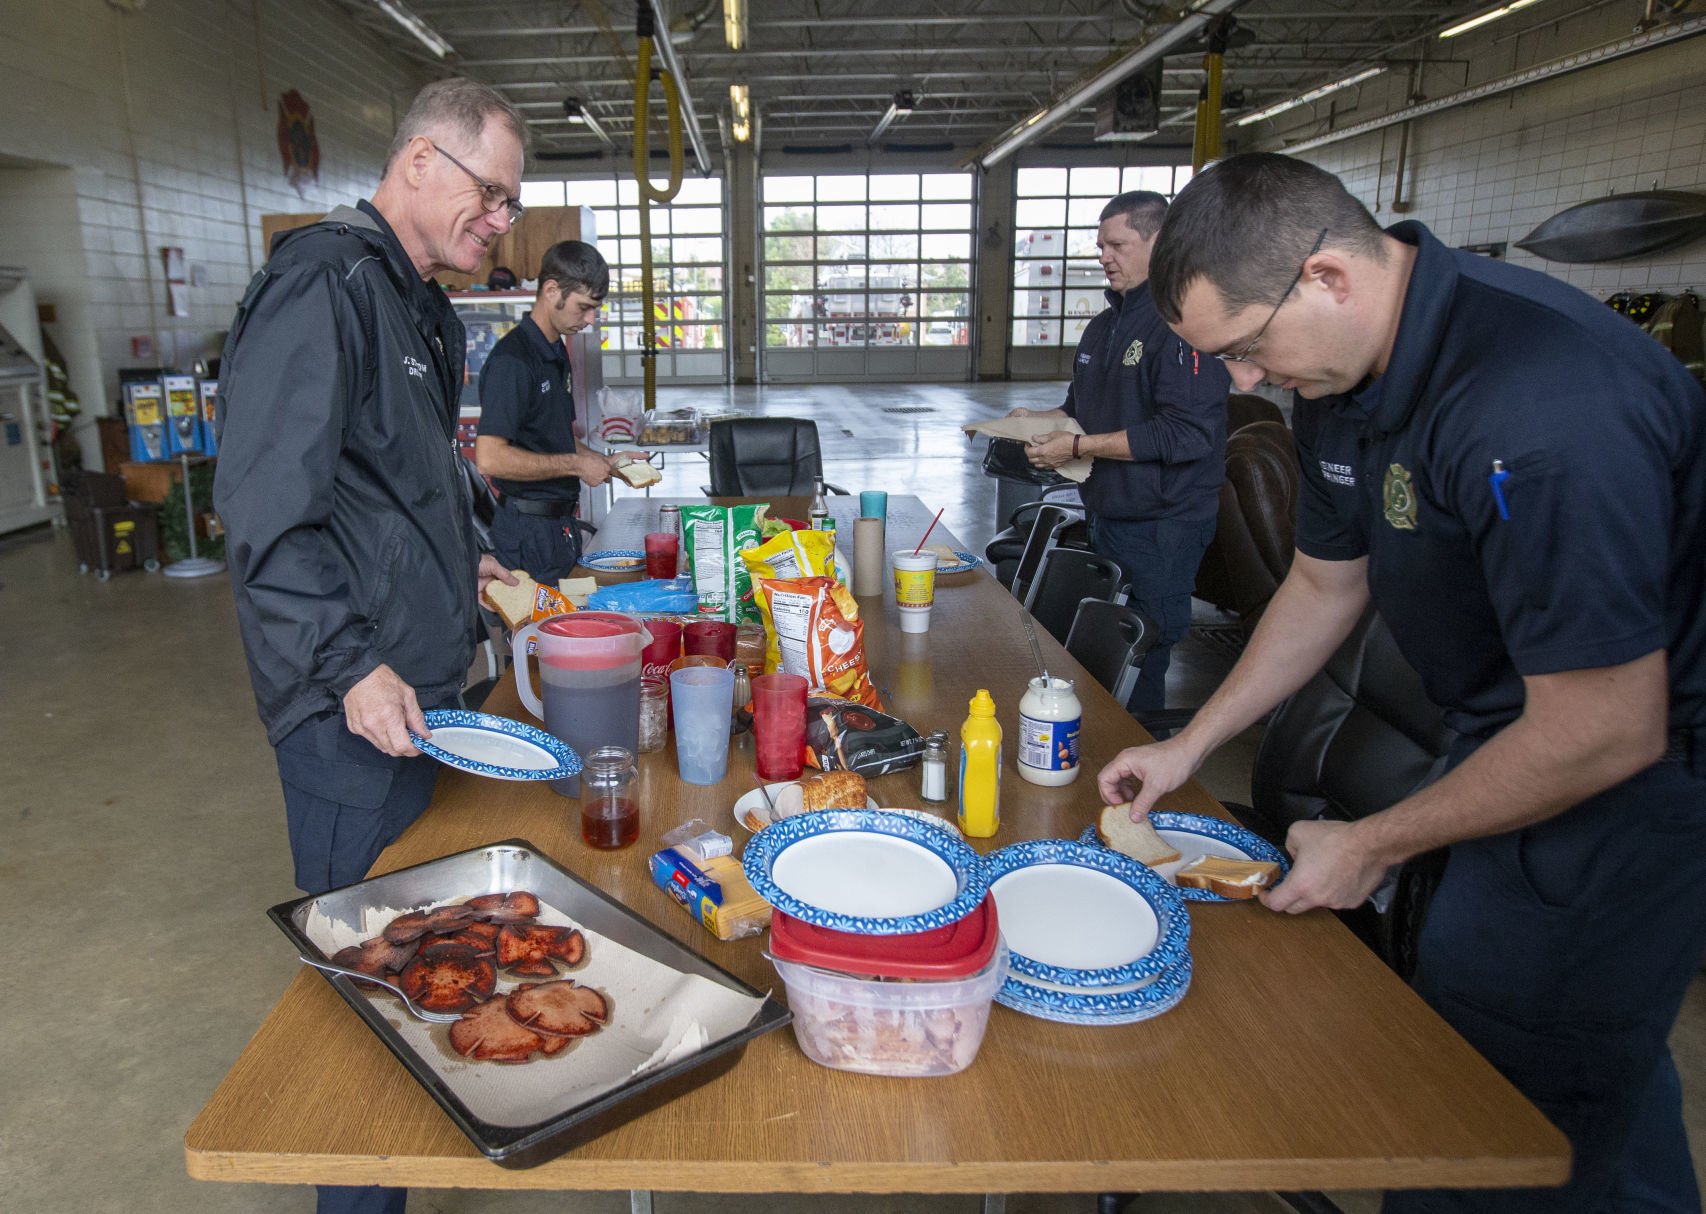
[
  {"xmin": 739, "ymin": 527, "xmax": 836, "ymax": 582},
  {"xmin": 482, "ymin": 570, "xmax": 576, "ymax": 653},
  {"xmin": 753, "ymin": 576, "xmax": 882, "ymax": 709},
  {"xmin": 681, "ymin": 503, "xmax": 766, "ymax": 623},
  {"xmin": 804, "ymin": 695, "xmax": 924, "ymax": 777}
]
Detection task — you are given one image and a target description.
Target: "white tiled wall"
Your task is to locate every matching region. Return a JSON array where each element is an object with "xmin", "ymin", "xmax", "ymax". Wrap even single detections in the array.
[
  {"xmin": 0, "ymin": 0, "xmax": 426, "ymax": 467},
  {"xmin": 1263, "ymin": 10, "xmax": 1706, "ymax": 299}
]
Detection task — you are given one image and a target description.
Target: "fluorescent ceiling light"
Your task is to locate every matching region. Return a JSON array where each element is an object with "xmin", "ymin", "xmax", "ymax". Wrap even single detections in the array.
[
  {"xmin": 868, "ymin": 90, "xmax": 916, "ymax": 144},
  {"xmin": 724, "ymin": 0, "xmax": 746, "ymax": 50},
  {"xmin": 562, "ymin": 98, "xmax": 615, "ymax": 148},
  {"xmin": 730, "ymin": 83, "xmax": 751, "ymax": 142},
  {"xmin": 1438, "ymin": 0, "xmax": 1545, "ymax": 39},
  {"xmin": 1234, "ymin": 66, "xmax": 1387, "ymax": 127},
  {"xmin": 371, "ymin": 0, "xmax": 452, "ymax": 58}
]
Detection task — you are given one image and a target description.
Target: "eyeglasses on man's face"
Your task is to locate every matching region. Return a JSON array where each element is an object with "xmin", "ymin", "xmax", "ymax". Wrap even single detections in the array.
[
  {"xmin": 1214, "ymin": 227, "xmax": 1329, "ymax": 365},
  {"xmin": 432, "ymin": 142, "xmax": 524, "ymax": 224}
]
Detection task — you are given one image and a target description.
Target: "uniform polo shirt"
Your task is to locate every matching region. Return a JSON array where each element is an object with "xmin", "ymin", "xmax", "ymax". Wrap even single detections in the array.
[
  {"xmin": 1293, "ymin": 221, "xmax": 1706, "ymax": 739},
  {"xmin": 476, "ymin": 314, "xmax": 579, "ymax": 504}
]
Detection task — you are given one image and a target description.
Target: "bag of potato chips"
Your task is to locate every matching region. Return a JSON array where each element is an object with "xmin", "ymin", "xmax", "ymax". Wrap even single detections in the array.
[
  {"xmin": 681, "ymin": 503, "xmax": 765, "ymax": 623},
  {"xmin": 739, "ymin": 527, "xmax": 836, "ymax": 583},
  {"xmin": 753, "ymin": 575, "xmax": 882, "ymax": 709}
]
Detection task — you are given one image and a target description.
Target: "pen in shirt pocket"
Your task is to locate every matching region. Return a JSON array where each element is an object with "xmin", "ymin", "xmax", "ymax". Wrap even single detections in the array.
[{"xmin": 1489, "ymin": 459, "xmax": 1511, "ymax": 521}]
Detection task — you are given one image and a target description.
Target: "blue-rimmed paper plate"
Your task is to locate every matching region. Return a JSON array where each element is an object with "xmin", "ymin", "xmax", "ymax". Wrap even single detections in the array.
[
  {"xmin": 410, "ymin": 710, "xmax": 581, "ymax": 782},
  {"xmin": 741, "ymin": 808, "xmax": 986, "ymax": 935},
  {"xmin": 983, "ymin": 839, "xmax": 1189, "ymax": 988},
  {"xmin": 581, "ymin": 549, "xmax": 648, "ymax": 574},
  {"xmin": 996, "ymin": 951, "xmax": 1193, "ymax": 1026},
  {"xmin": 935, "ymin": 550, "xmax": 981, "ymax": 575},
  {"xmin": 1077, "ymin": 810, "xmax": 1289, "ymax": 903}
]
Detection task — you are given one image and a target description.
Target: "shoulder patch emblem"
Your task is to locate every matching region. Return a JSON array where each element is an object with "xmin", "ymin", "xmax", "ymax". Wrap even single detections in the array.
[
  {"xmin": 1383, "ymin": 464, "xmax": 1418, "ymax": 531},
  {"xmin": 540, "ymin": 378, "xmax": 551, "ymax": 393},
  {"xmin": 1122, "ymin": 339, "xmax": 1144, "ymax": 367}
]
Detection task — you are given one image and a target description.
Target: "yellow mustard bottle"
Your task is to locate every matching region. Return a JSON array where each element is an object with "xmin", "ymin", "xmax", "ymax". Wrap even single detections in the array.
[{"xmin": 958, "ymin": 689, "xmax": 1002, "ymax": 838}]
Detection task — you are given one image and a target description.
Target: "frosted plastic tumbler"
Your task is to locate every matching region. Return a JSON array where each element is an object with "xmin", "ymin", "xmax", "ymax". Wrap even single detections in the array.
[
  {"xmin": 670, "ymin": 665, "xmax": 736, "ymax": 784},
  {"xmin": 753, "ymin": 672, "xmax": 809, "ymax": 781},
  {"xmin": 892, "ymin": 549, "xmax": 940, "ymax": 634}
]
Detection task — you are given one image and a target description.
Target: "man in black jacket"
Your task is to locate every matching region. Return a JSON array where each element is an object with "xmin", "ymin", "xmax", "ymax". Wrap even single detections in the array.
[
  {"xmin": 214, "ymin": 81, "xmax": 524, "ymax": 1214},
  {"xmin": 1016, "ymin": 191, "xmax": 1230, "ymax": 712}
]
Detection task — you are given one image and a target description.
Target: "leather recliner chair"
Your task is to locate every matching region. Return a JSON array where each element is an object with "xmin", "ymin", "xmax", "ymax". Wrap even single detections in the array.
[
  {"xmin": 1193, "ymin": 420, "xmax": 1299, "ymax": 636},
  {"xmin": 1236, "ymin": 607, "xmax": 1457, "ymax": 981}
]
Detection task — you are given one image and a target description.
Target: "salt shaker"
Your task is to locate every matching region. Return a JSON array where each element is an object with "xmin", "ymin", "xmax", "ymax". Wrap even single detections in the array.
[{"xmin": 920, "ymin": 730, "xmax": 949, "ymax": 804}]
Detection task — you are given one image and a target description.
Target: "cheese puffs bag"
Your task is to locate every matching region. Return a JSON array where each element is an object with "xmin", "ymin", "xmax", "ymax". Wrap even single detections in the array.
[{"xmin": 753, "ymin": 575, "xmax": 883, "ymax": 709}]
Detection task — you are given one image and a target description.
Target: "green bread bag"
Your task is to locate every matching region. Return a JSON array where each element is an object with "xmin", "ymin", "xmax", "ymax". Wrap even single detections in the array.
[{"xmin": 681, "ymin": 503, "xmax": 766, "ymax": 623}]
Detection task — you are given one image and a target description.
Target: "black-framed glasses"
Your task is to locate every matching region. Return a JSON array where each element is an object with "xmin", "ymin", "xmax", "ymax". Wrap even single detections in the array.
[
  {"xmin": 431, "ymin": 142, "xmax": 524, "ymax": 224},
  {"xmin": 1214, "ymin": 227, "xmax": 1328, "ymax": 364}
]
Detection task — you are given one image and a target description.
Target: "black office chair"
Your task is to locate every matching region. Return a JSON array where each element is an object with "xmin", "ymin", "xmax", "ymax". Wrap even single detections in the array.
[
  {"xmin": 704, "ymin": 417, "xmax": 846, "ymax": 497},
  {"xmin": 1024, "ymin": 547, "xmax": 1124, "ymax": 644},
  {"xmin": 1065, "ymin": 600, "xmax": 1159, "ymax": 706}
]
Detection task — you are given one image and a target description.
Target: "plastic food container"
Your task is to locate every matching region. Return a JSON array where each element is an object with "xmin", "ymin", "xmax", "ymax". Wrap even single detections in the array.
[{"xmin": 766, "ymin": 894, "xmax": 1006, "ymax": 1077}]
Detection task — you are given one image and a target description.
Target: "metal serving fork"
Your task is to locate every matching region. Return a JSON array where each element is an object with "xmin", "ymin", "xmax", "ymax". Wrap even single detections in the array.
[{"xmin": 297, "ymin": 955, "xmax": 463, "ymax": 1024}]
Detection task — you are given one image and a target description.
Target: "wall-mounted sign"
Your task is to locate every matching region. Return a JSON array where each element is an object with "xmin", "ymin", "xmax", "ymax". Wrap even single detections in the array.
[{"xmin": 276, "ymin": 89, "xmax": 320, "ymax": 197}]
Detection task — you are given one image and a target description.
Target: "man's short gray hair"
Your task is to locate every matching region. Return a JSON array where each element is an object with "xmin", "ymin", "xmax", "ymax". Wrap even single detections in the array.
[{"xmin": 384, "ymin": 77, "xmax": 529, "ymax": 176}]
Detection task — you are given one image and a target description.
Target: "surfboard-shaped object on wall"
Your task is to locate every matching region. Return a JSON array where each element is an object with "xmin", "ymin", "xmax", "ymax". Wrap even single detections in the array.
[{"xmin": 1515, "ymin": 191, "xmax": 1706, "ymax": 263}]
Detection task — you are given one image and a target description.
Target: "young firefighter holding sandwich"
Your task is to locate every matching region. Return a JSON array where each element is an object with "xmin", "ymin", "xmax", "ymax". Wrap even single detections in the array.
[
  {"xmin": 474, "ymin": 239, "xmax": 649, "ymax": 583},
  {"xmin": 1098, "ymin": 153, "xmax": 1706, "ymax": 1213}
]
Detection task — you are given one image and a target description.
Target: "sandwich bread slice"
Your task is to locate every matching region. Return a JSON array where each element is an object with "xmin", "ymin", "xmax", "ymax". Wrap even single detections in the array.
[
  {"xmin": 1096, "ymin": 803, "xmax": 1183, "ymax": 867},
  {"xmin": 1173, "ymin": 856, "xmax": 1280, "ymax": 900}
]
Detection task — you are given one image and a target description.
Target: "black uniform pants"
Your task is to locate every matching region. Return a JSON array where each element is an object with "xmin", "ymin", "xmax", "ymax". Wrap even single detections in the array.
[{"xmin": 491, "ymin": 499, "xmax": 582, "ymax": 583}]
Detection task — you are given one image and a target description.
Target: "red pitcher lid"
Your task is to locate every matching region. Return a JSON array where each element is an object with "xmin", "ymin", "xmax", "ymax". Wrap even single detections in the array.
[
  {"xmin": 770, "ymin": 892, "xmax": 999, "ymax": 980},
  {"xmin": 536, "ymin": 612, "xmax": 652, "ymax": 670}
]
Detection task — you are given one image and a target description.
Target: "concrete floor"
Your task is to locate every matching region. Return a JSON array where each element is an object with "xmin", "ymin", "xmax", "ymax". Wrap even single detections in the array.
[{"xmin": 0, "ymin": 381, "xmax": 1700, "ymax": 1214}]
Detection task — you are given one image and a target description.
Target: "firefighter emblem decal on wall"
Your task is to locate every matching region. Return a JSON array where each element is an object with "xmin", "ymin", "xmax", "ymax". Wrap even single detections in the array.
[{"xmin": 276, "ymin": 90, "xmax": 320, "ymax": 197}]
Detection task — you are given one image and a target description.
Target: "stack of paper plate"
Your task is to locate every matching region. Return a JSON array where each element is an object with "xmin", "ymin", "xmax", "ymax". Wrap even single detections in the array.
[{"xmin": 983, "ymin": 839, "xmax": 1192, "ymax": 1025}]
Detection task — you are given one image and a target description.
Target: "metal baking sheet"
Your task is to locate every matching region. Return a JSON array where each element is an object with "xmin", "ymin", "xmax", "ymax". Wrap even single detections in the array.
[{"xmin": 268, "ymin": 838, "xmax": 790, "ymax": 1168}]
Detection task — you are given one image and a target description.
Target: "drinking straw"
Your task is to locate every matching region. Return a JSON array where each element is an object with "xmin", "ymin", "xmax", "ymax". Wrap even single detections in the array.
[{"xmin": 913, "ymin": 507, "xmax": 945, "ymax": 556}]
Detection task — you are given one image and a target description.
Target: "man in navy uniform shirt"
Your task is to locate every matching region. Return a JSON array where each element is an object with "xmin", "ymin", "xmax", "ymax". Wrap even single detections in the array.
[
  {"xmin": 475, "ymin": 240, "xmax": 646, "ymax": 582},
  {"xmin": 1101, "ymin": 153, "xmax": 1706, "ymax": 1212},
  {"xmin": 1016, "ymin": 190, "xmax": 1230, "ymax": 712}
]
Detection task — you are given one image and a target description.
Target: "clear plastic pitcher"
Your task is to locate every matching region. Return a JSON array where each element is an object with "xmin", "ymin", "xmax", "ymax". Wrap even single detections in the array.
[{"xmin": 513, "ymin": 612, "xmax": 652, "ymax": 798}]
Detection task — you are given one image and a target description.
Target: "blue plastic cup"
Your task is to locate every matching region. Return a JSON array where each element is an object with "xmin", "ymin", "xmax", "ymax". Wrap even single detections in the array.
[
  {"xmin": 859, "ymin": 490, "xmax": 888, "ymax": 520},
  {"xmin": 669, "ymin": 665, "xmax": 736, "ymax": 785}
]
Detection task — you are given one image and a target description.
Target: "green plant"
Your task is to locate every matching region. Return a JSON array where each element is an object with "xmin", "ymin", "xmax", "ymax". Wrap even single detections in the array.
[{"xmin": 159, "ymin": 464, "xmax": 225, "ymax": 563}]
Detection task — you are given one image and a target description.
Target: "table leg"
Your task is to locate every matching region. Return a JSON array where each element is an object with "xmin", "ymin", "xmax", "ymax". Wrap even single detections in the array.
[
  {"xmin": 981, "ymin": 1195, "xmax": 1007, "ymax": 1214},
  {"xmin": 629, "ymin": 1191, "xmax": 654, "ymax": 1214}
]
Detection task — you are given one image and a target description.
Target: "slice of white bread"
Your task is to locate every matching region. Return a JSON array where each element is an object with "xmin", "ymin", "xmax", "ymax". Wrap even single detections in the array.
[
  {"xmin": 1096, "ymin": 803, "xmax": 1183, "ymax": 867},
  {"xmin": 482, "ymin": 570, "xmax": 541, "ymax": 630},
  {"xmin": 613, "ymin": 459, "xmax": 661, "ymax": 488},
  {"xmin": 1173, "ymin": 856, "xmax": 1281, "ymax": 900}
]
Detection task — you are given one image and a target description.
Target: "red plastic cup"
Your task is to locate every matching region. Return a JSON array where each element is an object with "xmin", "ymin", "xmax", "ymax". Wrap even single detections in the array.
[
  {"xmin": 684, "ymin": 619, "xmax": 737, "ymax": 662},
  {"xmin": 753, "ymin": 673, "xmax": 809, "ymax": 781},
  {"xmin": 644, "ymin": 531, "xmax": 679, "ymax": 580},
  {"xmin": 640, "ymin": 617, "xmax": 683, "ymax": 680}
]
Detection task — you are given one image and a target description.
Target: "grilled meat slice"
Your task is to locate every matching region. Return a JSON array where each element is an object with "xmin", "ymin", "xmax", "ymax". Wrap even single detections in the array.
[
  {"xmin": 449, "ymin": 997, "xmax": 548, "ymax": 1062},
  {"xmin": 507, "ymin": 980, "xmax": 609, "ymax": 1038},
  {"xmin": 331, "ymin": 936, "xmax": 418, "ymax": 978},
  {"xmin": 465, "ymin": 891, "xmax": 542, "ymax": 924},
  {"xmin": 497, "ymin": 924, "xmax": 584, "ymax": 973},
  {"xmin": 397, "ymin": 945, "xmax": 497, "ymax": 1013}
]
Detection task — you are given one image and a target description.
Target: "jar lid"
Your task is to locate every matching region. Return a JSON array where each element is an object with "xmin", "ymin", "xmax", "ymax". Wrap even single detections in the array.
[{"xmin": 770, "ymin": 892, "xmax": 999, "ymax": 980}]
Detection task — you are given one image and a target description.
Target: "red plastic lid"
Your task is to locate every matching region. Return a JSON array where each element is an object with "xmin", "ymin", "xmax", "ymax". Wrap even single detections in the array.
[
  {"xmin": 537, "ymin": 612, "xmax": 651, "ymax": 670},
  {"xmin": 769, "ymin": 892, "xmax": 999, "ymax": 980}
]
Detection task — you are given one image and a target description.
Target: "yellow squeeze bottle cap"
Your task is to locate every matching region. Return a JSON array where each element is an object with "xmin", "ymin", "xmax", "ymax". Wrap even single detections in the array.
[{"xmin": 968, "ymin": 689, "xmax": 996, "ymax": 716}]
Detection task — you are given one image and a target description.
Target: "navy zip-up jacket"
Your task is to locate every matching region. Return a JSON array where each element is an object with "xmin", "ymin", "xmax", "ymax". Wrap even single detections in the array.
[{"xmin": 1062, "ymin": 281, "xmax": 1229, "ymax": 522}]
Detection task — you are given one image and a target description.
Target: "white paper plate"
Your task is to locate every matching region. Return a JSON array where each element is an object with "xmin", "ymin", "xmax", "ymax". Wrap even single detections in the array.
[
  {"xmin": 733, "ymin": 783, "xmax": 878, "ymax": 833},
  {"xmin": 991, "ymin": 864, "xmax": 1160, "ymax": 972},
  {"xmin": 410, "ymin": 710, "xmax": 581, "ymax": 782},
  {"xmin": 772, "ymin": 832, "xmax": 958, "ymax": 918}
]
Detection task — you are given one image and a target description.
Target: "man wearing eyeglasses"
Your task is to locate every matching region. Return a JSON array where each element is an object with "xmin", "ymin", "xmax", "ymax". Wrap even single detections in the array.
[
  {"xmin": 1012, "ymin": 190, "xmax": 1230, "ymax": 715},
  {"xmin": 475, "ymin": 240, "xmax": 647, "ymax": 582},
  {"xmin": 1099, "ymin": 153, "xmax": 1706, "ymax": 1214},
  {"xmin": 214, "ymin": 77, "xmax": 529, "ymax": 1214}
]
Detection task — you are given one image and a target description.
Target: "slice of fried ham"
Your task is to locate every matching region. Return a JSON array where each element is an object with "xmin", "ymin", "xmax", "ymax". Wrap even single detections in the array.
[
  {"xmin": 398, "ymin": 945, "xmax": 497, "ymax": 1013},
  {"xmin": 331, "ymin": 936, "xmax": 418, "ymax": 978},
  {"xmin": 449, "ymin": 997, "xmax": 554, "ymax": 1062},
  {"xmin": 497, "ymin": 924, "xmax": 585, "ymax": 975},
  {"xmin": 465, "ymin": 891, "xmax": 542, "ymax": 923},
  {"xmin": 382, "ymin": 903, "xmax": 476, "ymax": 943},
  {"xmin": 506, "ymin": 980, "xmax": 609, "ymax": 1038}
]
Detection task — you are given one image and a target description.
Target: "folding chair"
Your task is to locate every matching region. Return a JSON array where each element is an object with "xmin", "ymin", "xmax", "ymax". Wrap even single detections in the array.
[
  {"xmin": 1065, "ymin": 600, "xmax": 1159, "ymax": 707},
  {"xmin": 1007, "ymin": 502, "xmax": 1082, "ymax": 606},
  {"xmin": 1024, "ymin": 546, "xmax": 1123, "ymax": 644}
]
